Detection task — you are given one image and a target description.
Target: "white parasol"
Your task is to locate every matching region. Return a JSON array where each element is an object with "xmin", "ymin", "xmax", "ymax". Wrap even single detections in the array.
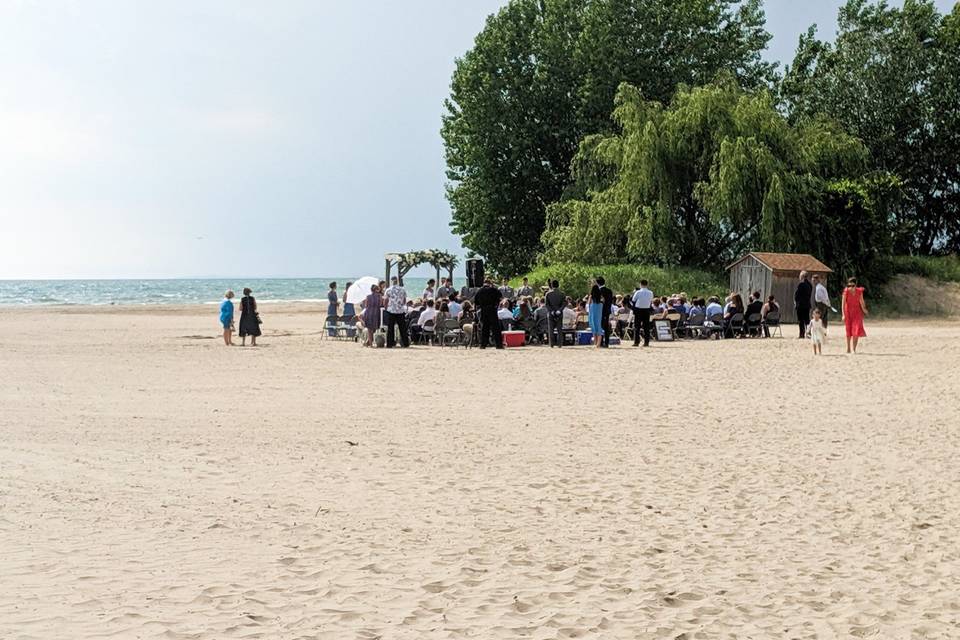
[{"xmin": 345, "ymin": 276, "xmax": 380, "ymax": 305}]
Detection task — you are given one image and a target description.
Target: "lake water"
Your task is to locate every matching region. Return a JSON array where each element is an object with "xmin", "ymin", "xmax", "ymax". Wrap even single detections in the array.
[{"xmin": 0, "ymin": 278, "xmax": 466, "ymax": 306}]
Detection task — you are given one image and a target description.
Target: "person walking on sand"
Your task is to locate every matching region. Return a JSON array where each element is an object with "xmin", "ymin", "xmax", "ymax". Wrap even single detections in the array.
[
  {"xmin": 807, "ymin": 307, "xmax": 825, "ymax": 355},
  {"xmin": 219, "ymin": 290, "xmax": 235, "ymax": 346},
  {"xmin": 813, "ymin": 274, "xmax": 831, "ymax": 328},
  {"xmin": 794, "ymin": 271, "xmax": 812, "ymax": 339},
  {"xmin": 361, "ymin": 283, "xmax": 382, "ymax": 347},
  {"xmin": 238, "ymin": 287, "xmax": 261, "ymax": 346},
  {"xmin": 842, "ymin": 277, "xmax": 868, "ymax": 354}
]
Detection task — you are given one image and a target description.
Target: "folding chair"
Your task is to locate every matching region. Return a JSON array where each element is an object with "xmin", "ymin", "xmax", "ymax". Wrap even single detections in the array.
[
  {"xmin": 745, "ymin": 312, "xmax": 763, "ymax": 338},
  {"xmin": 762, "ymin": 311, "xmax": 783, "ymax": 338}
]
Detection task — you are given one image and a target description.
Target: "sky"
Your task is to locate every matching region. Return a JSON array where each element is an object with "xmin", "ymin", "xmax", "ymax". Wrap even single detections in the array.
[{"xmin": 0, "ymin": 0, "xmax": 954, "ymax": 279}]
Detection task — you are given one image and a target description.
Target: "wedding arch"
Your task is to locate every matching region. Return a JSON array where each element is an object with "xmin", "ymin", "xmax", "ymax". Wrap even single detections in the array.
[{"xmin": 384, "ymin": 249, "xmax": 459, "ymax": 287}]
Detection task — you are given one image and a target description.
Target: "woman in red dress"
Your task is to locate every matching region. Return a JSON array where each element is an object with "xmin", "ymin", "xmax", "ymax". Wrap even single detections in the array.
[{"xmin": 842, "ymin": 277, "xmax": 868, "ymax": 353}]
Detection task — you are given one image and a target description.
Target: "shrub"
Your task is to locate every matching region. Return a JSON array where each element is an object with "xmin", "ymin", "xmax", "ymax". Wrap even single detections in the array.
[
  {"xmin": 886, "ymin": 255, "xmax": 960, "ymax": 283},
  {"xmin": 516, "ymin": 263, "xmax": 727, "ymax": 298}
]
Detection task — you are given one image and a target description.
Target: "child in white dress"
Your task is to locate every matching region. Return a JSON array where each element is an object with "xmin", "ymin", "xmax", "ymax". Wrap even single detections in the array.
[{"xmin": 807, "ymin": 307, "xmax": 826, "ymax": 355}]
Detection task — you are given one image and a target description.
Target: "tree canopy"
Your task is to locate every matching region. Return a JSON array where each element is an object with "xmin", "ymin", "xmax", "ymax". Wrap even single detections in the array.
[
  {"xmin": 781, "ymin": 0, "xmax": 960, "ymax": 253},
  {"xmin": 442, "ymin": 0, "xmax": 775, "ymax": 275},
  {"xmin": 539, "ymin": 79, "xmax": 897, "ymax": 279}
]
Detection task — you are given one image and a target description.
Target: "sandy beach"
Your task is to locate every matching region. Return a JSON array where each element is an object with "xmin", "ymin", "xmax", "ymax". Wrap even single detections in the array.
[{"xmin": 1, "ymin": 304, "xmax": 959, "ymax": 639}]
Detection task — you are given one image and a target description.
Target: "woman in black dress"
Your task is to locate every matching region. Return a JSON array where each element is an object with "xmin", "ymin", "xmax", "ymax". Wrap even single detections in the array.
[{"xmin": 238, "ymin": 287, "xmax": 261, "ymax": 346}]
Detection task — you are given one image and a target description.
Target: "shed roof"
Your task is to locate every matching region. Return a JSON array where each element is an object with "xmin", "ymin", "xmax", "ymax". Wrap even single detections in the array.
[{"xmin": 727, "ymin": 252, "xmax": 832, "ymax": 273}]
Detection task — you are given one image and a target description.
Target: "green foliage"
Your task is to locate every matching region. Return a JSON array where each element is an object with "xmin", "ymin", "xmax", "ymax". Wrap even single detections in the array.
[
  {"xmin": 886, "ymin": 255, "xmax": 960, "ymax": 283},
  {"xmin": 541, "ymin": 79, "xmax": 872, "ymax": 270},
  {"xmin": 517, "ymin": 263, "xmax": 726, "ymax": 298},
  {"xmin": 781, "ymin": 0, "xmax": 960, "ymax": 253},
  {"xmin": 443, "ymin": 0, "xmax": 775, "ymax": 275}
]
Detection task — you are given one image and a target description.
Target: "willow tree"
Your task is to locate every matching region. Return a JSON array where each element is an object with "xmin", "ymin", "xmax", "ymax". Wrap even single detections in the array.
[
  {"xmin": 443, "ymin": 0, "xmax": 775, "ymax": 275},
  {"xmin": 540, "ymin": 78, "xmax": 878, "ymax": 270}
]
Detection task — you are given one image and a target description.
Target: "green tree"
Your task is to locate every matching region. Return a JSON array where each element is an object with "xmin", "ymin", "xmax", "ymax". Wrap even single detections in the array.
[
  {"xmin": 781, "ymin": 0, "xmax": 960, "ymax": 253},
  {"xmin": 442, "ymin": 0, "xmax": 775, "ymax": 275},
  {"xmin": 540, "ymin": 79, "xmax": 888, "ymax": 276}
]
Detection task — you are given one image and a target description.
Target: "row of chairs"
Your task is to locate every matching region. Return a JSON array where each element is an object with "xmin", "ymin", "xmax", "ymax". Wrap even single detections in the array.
[
  {"xmin": 323, "ymin": 315, "xmax": 358, "ymax": 340},
  {"xmin": 672, "ymin": 310, "xmax": 783, "ymax": 339}
]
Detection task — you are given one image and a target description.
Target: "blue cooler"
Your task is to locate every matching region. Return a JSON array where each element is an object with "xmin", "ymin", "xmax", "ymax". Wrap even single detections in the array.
[{"xmin": 577, "ymin": 330, "xmax": 593, "ymax": 345}]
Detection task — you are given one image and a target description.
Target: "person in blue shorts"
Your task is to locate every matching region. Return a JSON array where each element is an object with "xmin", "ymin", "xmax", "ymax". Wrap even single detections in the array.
[{"xmin": 220, "ymin": 290, "xmax": 235, "ymax": 346}]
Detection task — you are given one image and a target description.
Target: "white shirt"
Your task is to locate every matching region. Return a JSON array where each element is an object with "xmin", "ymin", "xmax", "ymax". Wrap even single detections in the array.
[
  {"xmin": 631, "ymin": 287, "xmax": 654, "ymax": 309},
  {"xmin": 562, "ymin": 307, "xmax": 576, "ymax": 329},
  {"xmin": 815, "ymin": 283, "xmax": 830, "ymax": 305},
  {"xmin": 422, "ymin": 287, "xmax": 435, "ymax": 300},
  {"xmin": 418, "ymin": 307, "xmax": 437, "ymax": 326},
  {"xmin": 497, "ymin": 307, "xmax": 513, "ymax": 320}
]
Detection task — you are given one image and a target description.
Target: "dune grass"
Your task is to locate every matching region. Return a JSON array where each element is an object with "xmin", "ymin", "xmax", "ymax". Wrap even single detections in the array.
[{"xmin": 885, "ymin": 255, "xmax": 960, "ymax": 283}]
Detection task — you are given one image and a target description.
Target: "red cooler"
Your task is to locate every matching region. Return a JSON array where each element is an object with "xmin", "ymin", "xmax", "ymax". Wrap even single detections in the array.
[{"xmin": 502, "ymin": 330, "xmax": 526, "ymax": 347}]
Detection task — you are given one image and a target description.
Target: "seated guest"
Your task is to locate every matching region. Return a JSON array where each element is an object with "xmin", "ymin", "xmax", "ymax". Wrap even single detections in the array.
[
  {"xmin": 704, "ymin": 296, "xmax": 723, "ymax": 319},
  {"xmin": 515, "ymin": 299, "xmax": 533, "ymax": 322},
  {"xmin": 532, "ymin": 300, "xmax": 549, "ymax": 341},
  {"xmin": 761, "ymin": 294, "xmax": 780, "ymax": 319},
  {"xmin": 456, "ymin": 300, "xmax": 475, "ymax": 344},
  {"xmin": 616, "ymin": 301, "xmax": 632, "ymax": 327},
  {"xmin": 650, "ymin": 297, "xmax": 663, "ymax": 316},
  {"xmin": 655, "ymin": 297, "xmax": 672, "ymax": 320},
  {"xmin": 447, "ymin": 292, "xmax": 462, "ymax": 317},
  {"xmin": 405, "ymin": 300, "xmax": 422, "ymax": 325},
  {"xmin": 562, "ymin": 304, "xmax": 577, "ymax": 330},
  {"xmin": 761, "ymin": 295, "xmax": 780, "ymax": 337},
  {"xmin": 723, "ymin": 293, "xmax": 745, "ymax": 338},
  {"xmin": 743, "ymin": 292, "xmax": 763, "ymax": 335},
  {"xmin": 497, "ymin": 300, "xmax": 514, "ymax": 321},
  {"xmin": 435, "ymin": 301, "xmax": 451, "ymax": 324},
  {"xmin": 687, "ymin": 298, "xmax": 705, "ymax": 318},
  {"xmin": 418, "ymin": 299, "xmax": 438, "ymax": 326},
  {"xmin": 745, "ymin": 292, "xmax": 763, "ymax": 318}
]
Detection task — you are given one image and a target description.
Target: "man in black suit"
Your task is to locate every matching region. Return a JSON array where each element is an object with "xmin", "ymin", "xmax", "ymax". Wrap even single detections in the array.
[
  {"xmin": 597, "ymin": 276, "xmax": 615, "ymax": 347},
  {"xmin": 544, "ymin": 280, "xmax": 566, "ymax": 347},
  {"xmin": 794, "ymin": 271, "xmax": 812, "ymax": 338},
  {"xmin": 473, "ymin": 278, "xmax": 504, "ymax": 349}
]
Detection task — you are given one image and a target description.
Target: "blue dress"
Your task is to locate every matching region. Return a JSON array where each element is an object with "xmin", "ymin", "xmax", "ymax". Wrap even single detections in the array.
[
  {"xmin": 219, "ymin": 299, "xmax": 234, "ymax": 329},
  {"xmin": 588, "ymin": 303, "xmax": 603, "ymax": 336}
]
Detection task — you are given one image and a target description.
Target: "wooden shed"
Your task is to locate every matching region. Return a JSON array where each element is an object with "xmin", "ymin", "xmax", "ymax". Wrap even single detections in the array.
[{"xmin": 726, "ymin": 252, "xmax": 832, "ymax": 322}]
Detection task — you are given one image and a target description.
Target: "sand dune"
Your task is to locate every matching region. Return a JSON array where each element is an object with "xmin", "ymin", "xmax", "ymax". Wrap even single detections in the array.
[{"xmin": 1, "ymin": 306, "xmax": 959, "ymax": 639}]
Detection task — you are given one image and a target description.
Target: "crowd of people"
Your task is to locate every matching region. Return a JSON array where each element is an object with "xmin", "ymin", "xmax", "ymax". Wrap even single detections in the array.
[{"xmin": 217, "ymin": 271, "xmax": 869, "ymax": 354}]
